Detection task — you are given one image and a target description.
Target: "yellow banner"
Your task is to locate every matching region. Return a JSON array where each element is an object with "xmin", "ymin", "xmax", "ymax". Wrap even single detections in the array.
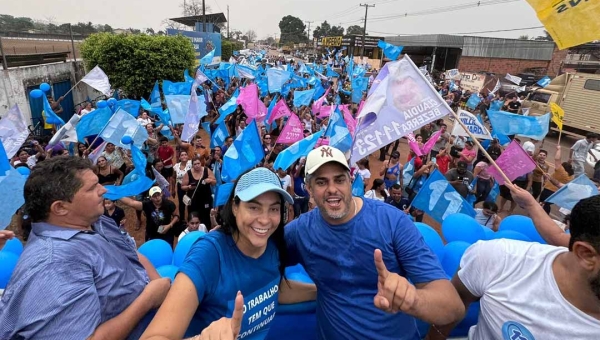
[
  {"xmin": 321, "ymin": 36, "xmax": 343, "ymax": 47},
  {"xmin": 550, "ymin": 103, "xmax": 564, "ymax": 130},
  {"xmin": 526, "ymin": 0, "xmax": 600, "ymax": 49}
]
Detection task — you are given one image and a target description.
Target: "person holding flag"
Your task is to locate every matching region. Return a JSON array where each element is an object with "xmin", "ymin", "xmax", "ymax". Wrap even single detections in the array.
[{"xmin": 284, "ymin": 146, "xmax": 464, "ymax": 339}]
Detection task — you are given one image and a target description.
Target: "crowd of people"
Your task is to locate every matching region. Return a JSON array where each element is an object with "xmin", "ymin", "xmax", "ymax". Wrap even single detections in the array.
[{"xmin": 0, "ymin": 49, "xmax": 599, "ymax": 339}]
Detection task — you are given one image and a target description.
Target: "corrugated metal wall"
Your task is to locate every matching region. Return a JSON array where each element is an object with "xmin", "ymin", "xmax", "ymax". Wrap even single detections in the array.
[{"xmin": 461, "ymin": 36, "xmax": 555, "ymax": 60}]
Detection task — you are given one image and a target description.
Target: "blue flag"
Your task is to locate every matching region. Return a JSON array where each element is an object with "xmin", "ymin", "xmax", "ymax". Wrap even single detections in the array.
[
  {"xmin": 537, "ymin": 76, "xmax": 551, "ymax": 88},
  {"xmin": 377, "ymin": 40, "xmax": 404, "ymax": 60},
  {"xmin": 352, "ymin": 174, "xmax": 365, "ymax": 197},
  {"xmin": 466, "ymin": 93, "xmax": 482, "ymax": 110},
  {"xmin": 150, "ymin": 81, "xmax": 161, "ymax": 105},
  {"xmin": 221, "ymin": 120, "xmax": 264, "ymax": 182},
  {"xmin": 411, "ymin": 169, "xmax": 476, "ymax": 224},
  {"xmin": 184, "ymin": 69, "xmax": 194, "ymax": 82},
  {"xmin": 324, "ymin": 107, "xmax": 353, "ymax": 153},
  {"xmin": 217, "ymin": 89, "xmax": 240, "ymax": 122},
  {"xmin": 313, "ymin": 82, "xmax": 325, "ymax": 100},
  {"xmin": 264, "ymin": 95, "xmax": 279, "ymax": 132},
  {"xmin": 293, "ymin": 89, "xmax": 316, "ymax": 108},
  {"xmin": 545, "ymin": 174, "xmax": 599, "ymax": 210},
  {"xmin": 488, "ymin": 110, "xmax": 550, "ymax": 140},
  {"xmin": 267, "ymin": 68, "xmax": 291, "ymax": 93},
  {"xmin": 162, "ymin": 80, "xmax": 192, "ymax": 96},
  {"xmin": 43, "ymin": 95, "xmax": 65, "ymax": 126},
  {"xmin": 466, "ymin": 178, "xmax": 500, "ymax": 205},
  {"xmin": 116, "ymin": 99, "xmax": 141, "ymax": 117},
  {"xmin": 326, "ymin": 65, "xmax": 340, "ymax": 78},
  {"xmin": 489, "ymin": 100, "xmax": 504, "ymax": 111},
  {"xmin": 402, "ymin": 158, "xmax": 415, "ymax": 188},
  {"xmin": 351, "ymin": 77, "xmax": 368, "ymax": 104},
  {"xmin": 76, "ymin": 107, "xmax": 113, "ymax": 142},
  {"xmin": 104, "ymin": 145, "xmax": 154, "ymax": 200},
  {"xmin": 0, "ymin": 142, "xmax": 26, "ymax": 230},
  {"xmin": 215, "ymin": 182, "xmax": 235, "ymax": 207},
  {"xmin": 200, "ymin": 49, "xmax": 216, "ymax": 65},
  {"xmin": 99, "ymin": 108, "xmax": 149, "ymax": 149},
  {"xmin": 273, "ymin": 130, "xmax": 324, "ymax": 171},
  {"xmin": 211, "ymin": 121, "xmax": 229, "ymax": 149}
]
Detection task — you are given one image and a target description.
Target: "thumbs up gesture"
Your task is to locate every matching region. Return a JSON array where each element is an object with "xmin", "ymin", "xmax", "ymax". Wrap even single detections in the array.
[
  {"xmin": 199, "ymin": 291, "xmax": 244, "ymax": 339},
  {"xmin": 373, "ymin": 249, "xmax": 417, "ymax": 314}
]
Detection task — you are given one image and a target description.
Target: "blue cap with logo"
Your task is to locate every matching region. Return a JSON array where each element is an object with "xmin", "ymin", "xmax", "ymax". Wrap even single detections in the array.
[{"xmin": 235, "ymin": 167, "xmax": 294, "ymax": 204}]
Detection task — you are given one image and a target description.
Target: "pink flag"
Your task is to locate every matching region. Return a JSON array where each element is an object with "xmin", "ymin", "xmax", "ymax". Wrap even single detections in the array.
[
  {"xmin": 276, "ymin": 114, "xmax": 304, "ymax": 144},
  {"xmin": 422, "ymin": 130, "xmax": 442, "ymax": 154},
  {"xmin": 236, "ymin": 84, "xmax": 259, "ymax": 119},
  {"xmin": 340, "ymin": 105, "xmax": 356, "ymax": 137},
  {"xmin": 268, "ymin": 99, "xmax": 293, "ymax": 124},
  {"xmin": 311, "ymin": 88, "xmax": 330, "ymax": 115},
  {"xmin": 248, "ymin": 99, "xmax": 268, "ymax": 124},
  {"xmin": 487, "ymin": 140, "xmax": 537, "ymax": 185},
  {"xmin": 357, "ymin": 100, "xmax": 365, "ymax": 116},
  {"xmin": 88, "ymin": 141, "xmax": 107, "ymax": 164},
  {"xmin": 406, "ymin": 133, "xmax": 423, "ymax": 157},
  {"xmin": 318, "ymin": 105, "xmax": 334, "ymax": 118}
]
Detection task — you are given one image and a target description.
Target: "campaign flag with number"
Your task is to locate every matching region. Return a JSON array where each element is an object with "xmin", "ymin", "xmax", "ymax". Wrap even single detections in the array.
[
  {"xmin": 276, "ymin": 114, "xmax": 303, "ymax": 145},
  {"xmin": 351, "ymin": 55, "xmax": 453, "ymax": 163},
  {"xmin": 411, "ymin": 169, "xmax": 476, "ymax": 224},
  {"xmin": 451, "ymin": 109, "xmax": 492, "ymax": 140}
]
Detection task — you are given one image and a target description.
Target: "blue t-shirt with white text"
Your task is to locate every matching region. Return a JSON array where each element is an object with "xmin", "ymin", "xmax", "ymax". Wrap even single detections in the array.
[
  {"xmin": 285, "ymin": 199, "xmax": 447, "ymax": 339},
  {"xmin": 179, "ymin": 232, "xmax": 281, "ymax": 339}
]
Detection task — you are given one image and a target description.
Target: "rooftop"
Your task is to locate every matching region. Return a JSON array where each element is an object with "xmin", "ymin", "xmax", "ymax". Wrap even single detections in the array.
[{"xmin": 169, "ymin": 13, "xmax": 227, "ymax": 27}]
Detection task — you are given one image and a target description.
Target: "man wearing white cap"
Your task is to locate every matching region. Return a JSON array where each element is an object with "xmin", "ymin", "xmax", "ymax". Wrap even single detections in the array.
[{"xmin": 285, "ymin": 145, "xmax": 464, "ymax": 339}]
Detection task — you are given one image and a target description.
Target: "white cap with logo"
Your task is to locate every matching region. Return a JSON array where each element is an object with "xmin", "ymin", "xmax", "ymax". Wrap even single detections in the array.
[{"xmin": 305, "ymin": 146, "xmax": 351, "ymax": 176}]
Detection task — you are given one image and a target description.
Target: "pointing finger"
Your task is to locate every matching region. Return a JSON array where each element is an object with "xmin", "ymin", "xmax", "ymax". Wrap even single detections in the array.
[
  {"xmin": 374, "ymin": 249, "xmax": 389, "ymax": 279},
  {"xmin": 231, "ymin": 291, "xmax": 244, "ymax": 337}
]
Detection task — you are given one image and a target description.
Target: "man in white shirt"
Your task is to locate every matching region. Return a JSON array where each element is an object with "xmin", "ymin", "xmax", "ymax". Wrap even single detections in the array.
[
  {"xmin": 428, "ymin": 194, "xmax": 600, "ymax": 339},
  {"xmin": 569, "ymin": 133, "xmax": 598, "ymax": 177}
]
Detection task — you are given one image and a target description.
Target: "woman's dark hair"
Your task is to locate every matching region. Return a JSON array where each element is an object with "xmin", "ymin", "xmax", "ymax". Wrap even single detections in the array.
[
  {"xmin": 219, "ymin": 169, "xmax": 288, "ymax": 283},
  {"xmin": 188, "ymin": 210, "xmax": 201, "ymax": 222},
  {"xmin": 562, "ymin": 162, "xmax": 575, "ymax": 177},
  {"xmin": 77, "ymin": 142, "xmax": 89, "ymax": 157},
  {"xmin": 24, "ymin": 156, "xmax": 94, "ymax": 222},
  {"xmin": 372, "ymin": 178, "xmax": 386, "ymax": 198},
  {"xmin": 152, "ymin": 158, "xmax": 163, "ymax": 167},
  {"xmin": 482, "ymin": 201, "xmax": 498, "ymax": 213}
]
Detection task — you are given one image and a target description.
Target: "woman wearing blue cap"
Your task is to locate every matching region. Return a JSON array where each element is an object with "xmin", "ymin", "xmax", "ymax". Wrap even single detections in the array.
[{"xmin": 141, "ymin": 167, "xmax": 317, "ymax": 340}]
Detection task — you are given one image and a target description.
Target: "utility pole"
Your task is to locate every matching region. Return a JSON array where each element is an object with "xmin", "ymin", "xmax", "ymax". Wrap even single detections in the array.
[
  {"xmin": 202, "ymin": 0, "xmax": 206, "ymax": 32},
  {"xmin": 305, "ymin": 21, "xmax": 313, "ymax": 41},
  {"xmin": 359, "ymin": 3, "xmax": 375, "ymax": 58},
  {"xmin": 227, "ymin": 5, "xmax": 230, "ymax": 39},
  {"xmin": 69, "ymin": 23, "xmax": 77, "ymax": 64}
]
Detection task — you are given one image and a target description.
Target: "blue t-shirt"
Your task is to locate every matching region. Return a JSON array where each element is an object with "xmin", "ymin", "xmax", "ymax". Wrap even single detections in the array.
[
  {"xmin": 285, "ymin": 199, "xmax": 447, "ymax": 339},
  {"xmin": 179, "ymin": 232, "xmax": 281, "ymax": 339}
]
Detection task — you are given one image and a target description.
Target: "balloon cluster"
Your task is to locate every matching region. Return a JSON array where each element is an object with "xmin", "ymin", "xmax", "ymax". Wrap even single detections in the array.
[
  {"xmin": 415, "ymin": 213, "xmax": 556, "ymax": 337},
  {"xmin": 0, "ymin": 238, "xmax": 23, "ymax": 290}
]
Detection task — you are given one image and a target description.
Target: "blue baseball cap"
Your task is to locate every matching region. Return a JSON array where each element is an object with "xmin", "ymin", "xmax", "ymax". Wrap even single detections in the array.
[{"xmin": 235, "ymin": 167, "xmax": 294, "ymax": 204}]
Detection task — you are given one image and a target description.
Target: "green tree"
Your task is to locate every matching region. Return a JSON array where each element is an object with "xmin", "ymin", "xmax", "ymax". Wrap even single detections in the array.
[
  {"xmin": 313, "ymin": 21, "xmax": 332, "ymax": 39},
  {"xmin": 330, "ymin": 25, "xmax": 344, "ymax": 36},
  {"xmin": 279, "ymin": 15, "xmax": 307, "ymax": 44},
  {"xmin": 518, "ymin": 35, "xmax": 530, "ymax": 40},
  {"xmin": 80, "ymin": 33, "xmax": 195, "ymax": 98},
  {"xmin": 222, "ymin": 40, "xmax": 233, "ymax": 61},
  {"xmin": 346, "ymin": 25, "xmax": 365, "ymax": 36}
]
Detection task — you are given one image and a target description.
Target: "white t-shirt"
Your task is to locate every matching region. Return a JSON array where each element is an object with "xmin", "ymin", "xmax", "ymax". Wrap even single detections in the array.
[
  {"xmin": 80, "ymin": 108, "xmax": 94, "ymax": 116},
  {"xmin": 178, "ymin": 225, "xmax": 208, "ymax": 241},
  {"xmin": 459, "ymin": 239, "xmax": 600, "ymax": 340},
  {"xmin": 364, "ymin": 189, "xmax": 388, "ymax": 201},
  {"xmin": 356, "ymin": 168, "xmax": 371, "ymax": 181},
  {"xmin": 13, "ymin": 155, "xmax": 37, "ymax": 169},
  {"xmin": 474, "ymin": 208, "xmax": 495, "ymax": 229},
  {"xmin": 137, "ymin": 117, "xmax": 152, "ymax": 126},
  {"xmin": 571, "ymin": 139, "xmax": 593, "ymax": 162},
  {"xmin": 279, "ymin": 174, "xmax": 292, "ymax": 192}
]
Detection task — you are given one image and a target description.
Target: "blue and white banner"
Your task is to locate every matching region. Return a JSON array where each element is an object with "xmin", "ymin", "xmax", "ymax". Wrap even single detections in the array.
[
  {"xmin": 487, "ymin": 110, "xmax": 550, "ymax": 141},
  {"xmin": 0, "ymin": 104, "xmax": 30, "ymax": 158},
  {"xmin": 451, "ymin": 109, "xmax": 492, "ymax": 140},
  {"xmin": 545, "ymin": 174, "xmax": 599, "ymax": 210},
  {"xmin": 537, "ymin": 76, "xmax": 551, "ymax": 88}
]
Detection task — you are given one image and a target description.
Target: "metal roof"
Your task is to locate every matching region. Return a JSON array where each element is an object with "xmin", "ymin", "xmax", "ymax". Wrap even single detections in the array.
[
  {"xmin": 383, "ymin": 34, "xmax": 556, "ymax": 60},
  {"xmin": 169, "ymin": 13, "xmax": 227, "ymax": 27},
  {"xmin": 385, "ymin": 34, "xmax": 464, "ymax": 48}
]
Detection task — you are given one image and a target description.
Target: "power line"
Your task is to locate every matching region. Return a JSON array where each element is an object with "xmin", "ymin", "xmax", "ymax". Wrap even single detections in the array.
[
  {"xmin": 367, "ymin": 25, "xmax": 545, "ymax": 36},
  {"xmin": 310, "ymin": 5, "xmax": 362, "ymax": 22}
]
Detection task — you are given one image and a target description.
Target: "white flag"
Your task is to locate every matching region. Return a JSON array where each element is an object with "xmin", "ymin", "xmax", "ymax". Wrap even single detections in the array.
[
  {"xmin": 491, "ymin": 80, "xmax": 501, "ymax": 95},
  {"xmin": 49, "ymin": 114, "xmax": 80, "ymax": 146},
  {"xmin": 0, "ymin": 104, "xmax": 30, "ymax": 158},
  {"xmin": 445, "ymin": 69, "xmax": 461, "ymax": 80},
  {"xmin": 505, "ymin": 73, "xmax": 522, "ymax": 85},
  {"xmin": 451, "ymin": 109, "xmax": 492, "ymax": 140},
  {"xmin": 81, "ymin": 66, "xmax": 112, "ymax": 95}
]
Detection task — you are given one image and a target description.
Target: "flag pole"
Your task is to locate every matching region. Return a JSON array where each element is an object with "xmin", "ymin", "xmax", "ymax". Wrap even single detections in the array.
[
  {"xmin": 61, "ymin": 79, "xmax": 83, "ymax": 98},
  {"xmin": 449, "ymin": 109, "xmax": 512, "ymax": 185}
]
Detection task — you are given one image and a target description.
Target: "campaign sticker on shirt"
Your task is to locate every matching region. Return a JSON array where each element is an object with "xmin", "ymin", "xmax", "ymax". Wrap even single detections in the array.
[
  {"xmin": 502, "ymin": 321, "xmax": 535, "ymax": 340},
  {"xmin": 227, "ymin": 277, "xmax": 279, "ymax": 339}
]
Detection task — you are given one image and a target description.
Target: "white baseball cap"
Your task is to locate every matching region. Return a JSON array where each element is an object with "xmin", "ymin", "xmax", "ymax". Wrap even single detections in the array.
[
  {"xmin": 305, "ymin": 146, "xmax": 350, "ymax": 176},
  {"xmin": 523, "ymin": 141, "xmax": 535, "ymax": 154},
  {"xmin": 149, "ymin": 186, "xmax": 162, "ymax": 197}
]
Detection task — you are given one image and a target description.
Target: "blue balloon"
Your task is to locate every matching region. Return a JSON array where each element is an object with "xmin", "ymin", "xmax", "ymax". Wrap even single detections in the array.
[
  {"xmin": 30, "ymin": 89, "xmax": 44, "ymax": 99},
  {"xmin": 157, "ymin": 264, "xmax": 179, "ymax": 282},
  {"xmin": 442, "ymin": 213, "xmax": 485, "ymax": 244},
  {"xmin": 16, "ymin": 166, "xmax": 30, "ymax": 177},
  {"xmin": 0, "ymin": 251, "xmax": 19, "ymax": 289},
  {"xmin": 173, "ymin": 231, "xmax": 205, "ymax": 266},
  {"xmin": 96, "ymin": 100, "xmax": 108, "ymax": 108},
  {"xmin": 482, "ymin": 226, "xmax": 495, "ymax": 240},
  {"xmin": 107, "ymin": 98, "xmax": 117, "ymax": 106},
  {"xmin": 286, "ymin": 265, "xmax": 314, "ymax": 284},
  {"xmin": 499, "ymin": 215, "xmax": 545, "ymax": 244},
  {"xmin": 494, "ymin": 230, "xmax": 532, "ymax": 242},
  {"xmin": 121, "ymin": 135, "xmax": 133, "ymax": 145},
  {"xmin": 440, "ymin": 241, "xmax": 471, "ymax": 278},
  {"xmin": 1, "ymin": 238, "xmax": 23, "ymax": 256},
  {"xmin": 40, "ymin": 82, "xmax": 51, "ymax": 92},
  {"xmin": 415, "ymin": 222, "xmax": 445, "ymax": 261},
  {"xmin": 138, "ymin": 239, "xmax": 173, "ymax": 268}
]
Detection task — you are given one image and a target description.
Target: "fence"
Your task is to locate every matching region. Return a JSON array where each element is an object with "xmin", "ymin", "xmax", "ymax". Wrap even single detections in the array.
[{"xmin": 0, "ymin": 31, "xmax": 88, "ymax": 41}]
